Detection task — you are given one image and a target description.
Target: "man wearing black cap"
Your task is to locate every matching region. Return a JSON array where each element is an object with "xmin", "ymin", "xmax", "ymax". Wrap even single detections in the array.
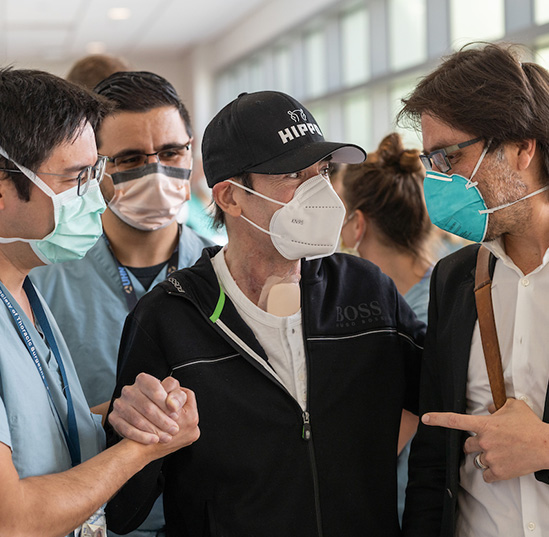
[{"xmin": 107, "ymin": 91, "xmax": 425, "ymax": 537}]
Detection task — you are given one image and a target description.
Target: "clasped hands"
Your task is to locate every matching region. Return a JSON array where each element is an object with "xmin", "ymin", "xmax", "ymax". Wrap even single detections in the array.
[
  {"xmin": 422, "ymin": 398, "xmax": 549, "ymax": 483},
  {"xmin": 109, "ymin": 373, "xmax": 200, "ymax": 451}
]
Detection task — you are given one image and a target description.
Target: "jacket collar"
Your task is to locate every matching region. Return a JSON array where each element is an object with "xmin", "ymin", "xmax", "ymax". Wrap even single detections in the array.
[{"xmin": 160, "ymin": 245, "xmax": 276, "ymax": 373}]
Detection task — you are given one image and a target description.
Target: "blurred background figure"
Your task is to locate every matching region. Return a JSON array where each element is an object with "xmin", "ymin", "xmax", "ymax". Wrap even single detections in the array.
[
  {"xmin": 176, "ymin": 157, "xmax": 227, "ymax": 245},
  {"xmin": 66, "ymin": 53, "xmax": 132, "ymax": 89},
  {"xmin": 337, "ymin": 131, "xmax": 434, "ymax": 525},
  {"xmin": 339, "ymin": 132, "xmax": 434, "ymax": 319}
]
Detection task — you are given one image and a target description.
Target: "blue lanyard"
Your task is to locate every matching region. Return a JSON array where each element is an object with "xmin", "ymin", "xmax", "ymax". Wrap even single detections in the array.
[
  {"xmin": 103, "ymin": 233, "xmax": 179, "ymax": 311},
  {"xmin": 0, "ymin": 278, "xmax": 81, "ymax": 466}
]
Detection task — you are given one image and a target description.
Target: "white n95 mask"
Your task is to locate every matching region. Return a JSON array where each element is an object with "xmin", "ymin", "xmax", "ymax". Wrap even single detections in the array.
[
  {"xmin": 228, "ymin": 174, "xmax": 346, "ymax": 260},
  {"xmin": 108, "ymin": 163, "xmax": 191, "ymax": 231}
]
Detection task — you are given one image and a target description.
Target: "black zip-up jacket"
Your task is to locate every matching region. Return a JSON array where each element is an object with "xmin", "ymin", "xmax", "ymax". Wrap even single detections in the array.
[{"xmin": 106, "ymin": 246, "xmax": 425, "ymax": 537}]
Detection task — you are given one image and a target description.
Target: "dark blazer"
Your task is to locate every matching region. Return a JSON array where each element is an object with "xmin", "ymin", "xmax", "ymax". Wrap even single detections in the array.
[{"xmin": 402, "ymin": 243, "xmax": 549, "ymax": 537}]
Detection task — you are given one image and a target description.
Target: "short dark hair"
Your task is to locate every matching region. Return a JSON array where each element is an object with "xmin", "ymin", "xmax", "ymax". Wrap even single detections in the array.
[
  {"xmin": 0, "ymin": 67, "xmax": 110, "ymax": 200},
  {"xmin": 66, "ymin": 53, "xmax": 132, "ymax": 90},
  {"xmin": 398, "ymin": 42, "xmax": 549, "ymax": 184},
  {"xmin": 212, "ymin": 173, "xmax": 253, "ymax": 229},
  {"xmin": 341, "ymin": 132, "xmax": 431, "ymax": 258},
  {"xmin": 94, "ymin": 71, "xmax": 192, "ymax": 143}
]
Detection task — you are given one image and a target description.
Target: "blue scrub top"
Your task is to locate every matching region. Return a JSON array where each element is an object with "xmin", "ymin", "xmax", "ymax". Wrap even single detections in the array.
[
  {"xmin": 30, "ymin": 225, "xmax": 211, "ymax": 537},
  {"xmin": 31, "ymin": 224, "xmax": 212, "ymax": 407},
  {"xmin": 0, "ymin": 281, "xmax": 105, "ymax": 479}
]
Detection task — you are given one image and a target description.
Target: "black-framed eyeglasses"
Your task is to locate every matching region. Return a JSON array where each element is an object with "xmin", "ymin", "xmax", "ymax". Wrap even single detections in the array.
[
  {"xmin": 420, "ymin": 137, "xmax": 483, "ymax": 174},
  {"xmin": 0, "ymin": 155, "xmax": 107, "ymax": 196},
  {"xmin": 107, "ymin": 142, "xmax": 192, "ymax": 172}
]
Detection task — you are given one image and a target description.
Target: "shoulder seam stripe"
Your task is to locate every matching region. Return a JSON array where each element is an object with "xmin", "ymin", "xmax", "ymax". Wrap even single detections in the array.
[
  {"xmin": 171, "ymin": 353, "xmax": 240, "ymax": 372},
  {"xmin": 307, "ymin": 328, "xmax": 423, "ymax": 350}
]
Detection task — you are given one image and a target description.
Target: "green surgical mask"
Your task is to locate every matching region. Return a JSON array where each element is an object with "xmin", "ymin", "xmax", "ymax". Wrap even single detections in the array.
[{"xmin": 0, "ymin": 146, "xmax": 105, "ymax": 264}]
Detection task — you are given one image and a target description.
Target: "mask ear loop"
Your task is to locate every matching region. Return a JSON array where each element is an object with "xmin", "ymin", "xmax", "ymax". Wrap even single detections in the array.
[
  {"xmin": 239, "ymin": 214, "xmax": 283, "ymax": 239},
  {"xmin": 0, "ymin": 145, "xmax": 62, "ymax": 244},
  {"xmin": 0, "ymin": 145, "xmax": 56, "ymax": 198},
  {"xmin": 466, "ymin": 139, "xmax": 491, "ymax": 190},
  {"xmin": 479, "ymin": 185, "xmax": 549, "ymax": 215},
  {"xmin": 226, "ymin": 179, "xmax": 287, "ymax": 207},
  {"xmin": 226, "ymin": 179, "xmax": 286, "ymax": 239}
]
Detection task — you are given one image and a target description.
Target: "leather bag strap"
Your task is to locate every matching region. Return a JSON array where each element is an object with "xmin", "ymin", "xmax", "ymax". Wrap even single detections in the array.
[{"xmin": 473, "ymin": 246, "xmax": 507, "ymax": 410}]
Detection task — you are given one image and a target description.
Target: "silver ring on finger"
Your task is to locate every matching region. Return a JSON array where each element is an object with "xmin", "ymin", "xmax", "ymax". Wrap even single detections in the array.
[{"xmin": 474, "ymin": 453, "xmax": 489, "ymax": 471}]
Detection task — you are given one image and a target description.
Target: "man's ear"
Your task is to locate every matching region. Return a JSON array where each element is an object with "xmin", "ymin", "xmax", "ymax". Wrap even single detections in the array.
[
  {"xmin": 0, "ymin": 176, "xmax": 10, "ymax": 211},
  {"xmin": 515, "ymin": 138, "xmax": 537, "ymax": 171},
  {"xmin": 212, "ymin": 181, "xmax": 242, "ymax": 218}
]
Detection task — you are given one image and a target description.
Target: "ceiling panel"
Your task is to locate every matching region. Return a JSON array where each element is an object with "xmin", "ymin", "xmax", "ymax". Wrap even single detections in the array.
[
  {"xmin": 6, "ymin": 28, "xmax": 72, "ymax": 60},
  {"xmin": 6, "ymin": 0, "xmax": 81, "ymax": 23},
  {"xmin": 0, "ymin": 0, "xmax": 271, "ymax": 64}
]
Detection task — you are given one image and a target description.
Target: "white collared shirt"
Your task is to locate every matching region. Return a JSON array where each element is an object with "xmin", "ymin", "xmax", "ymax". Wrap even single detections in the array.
[
  {"xmin": 456, "ymin": 239, "xmax": 549, "ymax": 537},
  {"xmin": 211, "ymin": 249, "xmax": 307, "ymax": 410}
]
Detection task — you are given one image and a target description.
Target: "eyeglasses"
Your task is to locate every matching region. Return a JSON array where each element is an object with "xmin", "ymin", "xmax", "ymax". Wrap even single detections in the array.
[
  {"xmin": 107, "ymin": 143, "xmax": 191, "ymax": 172},
  {"xmin": 0, "ymin": 155, "xmax": 107, "ymax": 196},
  {"xmin": 420, "ymin": 137, "xmax": 483, "ymax": 174}
]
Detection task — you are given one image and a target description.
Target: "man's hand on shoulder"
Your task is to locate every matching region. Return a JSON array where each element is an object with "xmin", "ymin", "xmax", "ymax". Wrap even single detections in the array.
[
  {"xmin": 109, "ymin": 373, "xmax": 200, "ymax": 450},
  {"xmin": 422, "ymin": 398, "xmax": 549, "ymax": 482}
]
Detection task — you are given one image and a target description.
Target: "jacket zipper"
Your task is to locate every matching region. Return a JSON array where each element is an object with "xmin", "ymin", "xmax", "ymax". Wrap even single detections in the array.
[
  {"xmin": 302, "ymin": 344, "xmax": 324, "ymax": 537},
  {"xmin": 166, "ymin": 281, "xmax": 324, "ymax": 536}
]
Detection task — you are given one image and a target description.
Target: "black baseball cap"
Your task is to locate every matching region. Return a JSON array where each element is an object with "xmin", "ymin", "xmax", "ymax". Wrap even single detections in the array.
[{"xmin": 202, "ymin": 90, "xmax": 366, "ymax": 187}]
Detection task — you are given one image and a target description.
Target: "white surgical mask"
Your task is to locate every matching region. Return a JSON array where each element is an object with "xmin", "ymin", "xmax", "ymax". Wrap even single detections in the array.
[
  {"xmin": 108, "ymin": 162, "xmax": 191, "ymax": 231},
  {"xmin": 0, "ymin": 146, "xmax": 105, "ymax": 264},
  {"xmin": 228, "ymin": 174, "xmax": 346, "ymax": 260}
]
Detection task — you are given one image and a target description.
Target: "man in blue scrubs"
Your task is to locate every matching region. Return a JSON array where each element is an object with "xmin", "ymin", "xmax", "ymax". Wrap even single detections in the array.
[
  {"xmin": 0, "ymin": 68, "xmax": 199, "ymax": 537},
  {"xmin": 32, "ymin": 71, "xmax": 212, "ymax": 412},
  {"xmin": 31, "ymin": 71, "xmax": 210, "ymax": 537}
]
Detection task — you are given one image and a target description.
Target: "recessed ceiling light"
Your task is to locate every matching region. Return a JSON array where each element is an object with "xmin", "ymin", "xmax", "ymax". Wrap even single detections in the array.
[
  {"xmin": 108, "ymin": 8, "xmax": 131, "ymax": 21},
  {"xmin": 86, "ymin": 41, "xmax": 107, "ymax": 54}
]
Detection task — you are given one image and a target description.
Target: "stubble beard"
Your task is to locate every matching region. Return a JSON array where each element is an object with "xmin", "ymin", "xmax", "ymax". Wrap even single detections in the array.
[{"xmin": 481, "ymin": 153, "xmax": 531, "ymax": 242}]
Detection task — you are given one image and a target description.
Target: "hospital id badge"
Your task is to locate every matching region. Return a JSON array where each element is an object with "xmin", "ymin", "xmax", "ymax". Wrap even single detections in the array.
[{"xmin": 75, "ymin": 506, "xmax": 106, "ymax": 537}]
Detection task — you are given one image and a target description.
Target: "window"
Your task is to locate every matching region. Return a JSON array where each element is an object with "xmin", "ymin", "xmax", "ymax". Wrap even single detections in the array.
[
  {"xmin": 450, "ymin": 0, "xmax": 504, "ymax": 49},
  {"xmin": 213, "ymin": 0, "xmax": 544, "ymax": 162},
  {"xmin": 304, "ymin": 28, "xmax": 328, "ymax": 98},
  {"xmin": 248, "ymin": 58, "xmax": 266, "ymax": 93},
  {"xmin": 341, "ymin": 7, "xmax": 370, "ymax": 87},
  {"xmin": 390, "ymin": 77, "xmax": 423, "ymax": 150},
  {"xmin": 273, "ymin": 47, "xmax": 293, "ymax": 94},
  {"xmin": 389, "ymin": 0, "xmax": 427, "ymax": 71},
  {"xmin": 535, "ymin": 43, "xmax": 549, "ymax": 69},
  {"xmin": 535, "ymin": 0, "xmax": 549, "ymax": 25},
  {"xmin": 216, "ymin": 71, "xmax": 237, "ymax": 109},
  {"xmin": 343, "ymin": 92, "xmax": 372, "ymax": 152},
  {"xmin": 307, "ymin": 103, "xmax": 329, "ymax": 138}
]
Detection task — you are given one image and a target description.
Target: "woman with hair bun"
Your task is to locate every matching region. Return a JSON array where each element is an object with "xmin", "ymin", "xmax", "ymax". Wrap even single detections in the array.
[
  {"xmin": 338, "ymin": 132, "xmax": 433, "ymax": 525},
  {"xmin": 339, "ymin": 131, "xmax": 433, "ymax": 320}
]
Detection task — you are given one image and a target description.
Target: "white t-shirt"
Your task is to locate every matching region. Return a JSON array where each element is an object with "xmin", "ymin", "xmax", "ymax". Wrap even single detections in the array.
[{"xmin": 211, "ymin": 249, "xmax": 307, "ymax": 410}]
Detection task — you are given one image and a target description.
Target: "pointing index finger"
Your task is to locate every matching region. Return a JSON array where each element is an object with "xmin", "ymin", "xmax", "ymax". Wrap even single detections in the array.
[{"xmin": 422, "ymin": 411, "xmax": 485, "ymax": 432}]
